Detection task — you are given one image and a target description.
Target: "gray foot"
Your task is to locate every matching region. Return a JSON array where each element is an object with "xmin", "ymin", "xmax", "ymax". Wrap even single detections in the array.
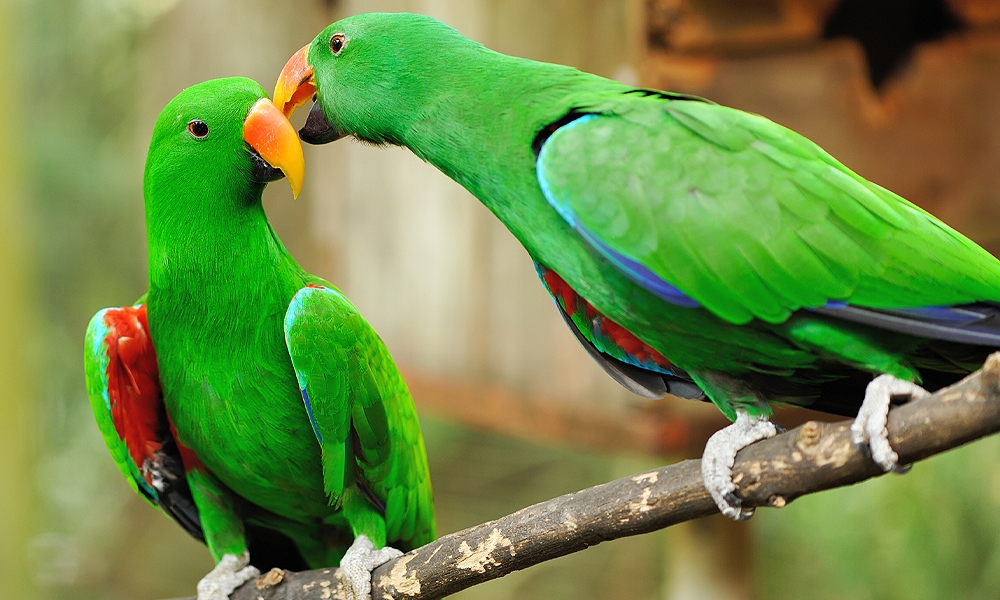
[
  {"xmin": 702, "ymin": 410, "xmax": 778, "ymax": 520},
  {"xmin": 340, "ymin": 534, "xmax": 404, "ymax": 600},
  {"xmin": 852, "ymin": 374, "xmax": 928, "ymax": 472},
  {"xmin": 196, "ymin": 552, "xmax": 260, "ymax": 600}
]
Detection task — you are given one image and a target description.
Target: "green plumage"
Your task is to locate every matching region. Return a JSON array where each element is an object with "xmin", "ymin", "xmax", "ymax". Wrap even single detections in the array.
[
  {"xmin": 539, "ymin": 104, "xmax": 1000, "ymax": 323},
  {"xmin": 86, "ymin": 77, "xmax": 434, "ymax": 569},
  {"xmin": 298, "ymin": 13, "xmax": 1000, "ymax": 420}
]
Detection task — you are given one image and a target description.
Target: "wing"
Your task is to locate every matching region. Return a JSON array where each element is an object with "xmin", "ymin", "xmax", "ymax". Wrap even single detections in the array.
[
  {"xmin": 283, "ymin": 285, "xmax": 434, "ymax": 548},
  {"xmin": 535, "ymin": 261, "xmax": 705, "ymax": 400},
  {"xmin": 536, "ymin": 102, "xmax": 1000, "ymax": 328},
  {"xmin": 84, "ymin": 304, "xmax": 203, "ymax": 542}
]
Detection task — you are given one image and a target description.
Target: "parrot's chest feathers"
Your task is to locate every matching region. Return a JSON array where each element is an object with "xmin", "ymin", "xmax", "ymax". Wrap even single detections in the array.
[{"xmin": 147, "ymin": 283, "xmax": 326, "ymax": 505}]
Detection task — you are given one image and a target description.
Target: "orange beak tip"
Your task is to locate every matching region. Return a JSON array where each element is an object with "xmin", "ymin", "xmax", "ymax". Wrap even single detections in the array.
[{"xmin": 275, "ymin": 44, "xmax": 316, "ymax": 119}]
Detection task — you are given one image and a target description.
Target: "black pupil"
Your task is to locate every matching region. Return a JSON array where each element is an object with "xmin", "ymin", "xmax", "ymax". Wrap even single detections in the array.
[
  {"xmin": 331, "ymin": 36, "xmax": 343, "ymax": 52},
  {"xmin": 190, "ymin": 120, "xmax": 208, "ymax": 137}
]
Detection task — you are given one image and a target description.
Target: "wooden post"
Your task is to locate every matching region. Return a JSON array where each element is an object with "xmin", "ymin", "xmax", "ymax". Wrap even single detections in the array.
[{"xmin": 0, "ymin": 3, "xmax": 41, "ymax": 599}]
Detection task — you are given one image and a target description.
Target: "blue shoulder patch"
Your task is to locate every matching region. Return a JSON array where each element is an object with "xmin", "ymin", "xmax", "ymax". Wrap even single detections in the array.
[
  {"xmin": 85, "ymin": 308, "xmax": 114, "ymax": 412},
  {"xmin": 299, "ymin": 387, "xmax": 324, "ymax": 444}
]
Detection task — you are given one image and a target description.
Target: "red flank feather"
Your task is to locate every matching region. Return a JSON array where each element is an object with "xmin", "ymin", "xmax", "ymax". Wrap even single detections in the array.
[
  {"xmin": 542, "ymin": 268, "xmax": 672, "ymax": 370},
  {"xmin": 103, "ymin": 305, "xmax": 167, "ymax": 484}
]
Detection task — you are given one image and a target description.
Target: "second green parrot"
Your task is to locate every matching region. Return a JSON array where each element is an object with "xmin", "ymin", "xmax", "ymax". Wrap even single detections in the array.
[{"xmin": 274, "ymin": 12, "xmax": 1000, "ymax": 520}]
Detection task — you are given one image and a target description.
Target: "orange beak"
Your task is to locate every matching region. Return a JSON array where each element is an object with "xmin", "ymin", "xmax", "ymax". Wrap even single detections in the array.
[
  {"xmin": 243, "ymin": 98, "xmax": 305, "ymax": 198},
  {"xmin": 274, "ymin": 44, "xmax": 316, "ymax": 119}
]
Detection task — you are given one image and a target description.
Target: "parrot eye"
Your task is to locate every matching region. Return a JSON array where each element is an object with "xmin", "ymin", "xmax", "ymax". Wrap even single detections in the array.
[
  {"xmin": 187, "ymin": 120, "xmax": 209, "ymax": 138},
  {"xmin": 329, "ymin": 33, "xmax": 347, "ymax": 55}
]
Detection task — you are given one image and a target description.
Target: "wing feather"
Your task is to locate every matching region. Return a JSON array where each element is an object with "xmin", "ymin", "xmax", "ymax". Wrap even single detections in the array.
[
  {"xmin": 283, "ymin": 286, "xmax": 434, "ymax": 548},
  {"xmin": 537, "ymin": 101, "xmax": 1000, "ymax": 327},
  {"xmin": 84, "ymin": 304, "xmax": 203, "ymax": 542}
]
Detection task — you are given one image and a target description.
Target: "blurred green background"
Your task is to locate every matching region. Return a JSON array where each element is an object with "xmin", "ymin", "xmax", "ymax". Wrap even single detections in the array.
[{"xmin": 3, "ymin": 1, "xmax": 1000, "ymax": 599}]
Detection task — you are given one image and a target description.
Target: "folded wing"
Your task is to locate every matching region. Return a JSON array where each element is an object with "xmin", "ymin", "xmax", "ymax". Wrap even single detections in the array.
[{"xmin": 84, "ymin": 304, "xmax": 203, "ymax": 541}]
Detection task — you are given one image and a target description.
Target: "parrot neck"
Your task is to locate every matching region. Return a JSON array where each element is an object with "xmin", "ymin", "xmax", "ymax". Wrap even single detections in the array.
[
  {"xmin": 143, "ymin": 181, "xmax": 305, "ymax": 315},
  {"xmin": 388, "ymin": 54, "xmax": 622, "ymax": 257}
]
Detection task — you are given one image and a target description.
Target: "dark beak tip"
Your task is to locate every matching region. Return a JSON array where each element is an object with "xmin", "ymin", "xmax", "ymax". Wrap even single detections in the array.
[
  {"xmin": 248, "ymin": 148, "xmax": 286, "ymax": 184},
  {"xmin": 299, "ymin": 102, "xmax": 345, "ymax": 145}
]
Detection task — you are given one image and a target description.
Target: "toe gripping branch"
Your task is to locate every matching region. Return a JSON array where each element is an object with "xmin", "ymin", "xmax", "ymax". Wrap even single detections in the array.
[{"xmin": 702, "ymin": 411, "xmax": 778, "ymax": 520}]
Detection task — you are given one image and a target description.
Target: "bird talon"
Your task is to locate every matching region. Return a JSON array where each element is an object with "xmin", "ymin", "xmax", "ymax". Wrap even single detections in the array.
[
  {"xmin": 702, "ymin": 410, "xmax": 777, "ymax": 521},
  {"xmin": 854, "ymin": 374, "xmax": 927, "ymax": 472},
  {"xmin": 196, "ymin": 552, "xmax": 260, "ymax": 600},
  {"xmin": 340, "ymin": 535, "xmax": 404, "ymax": 600},
  {"xmin": 720, "ymin": 492, "xmax": 754, "ymax": 520}
]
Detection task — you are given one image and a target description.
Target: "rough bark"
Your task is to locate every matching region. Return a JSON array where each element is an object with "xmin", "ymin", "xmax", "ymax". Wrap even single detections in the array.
[{"xmin": 176, "ymin": 354, "xmax": 1000, "ymax": 600}]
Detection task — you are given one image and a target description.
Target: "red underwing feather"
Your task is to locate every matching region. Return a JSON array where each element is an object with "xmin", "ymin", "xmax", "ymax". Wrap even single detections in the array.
[
  {"xmin": 168, "ymin": 420, "xmax": 205, "ymax": 473},
  {"xmin": 102, "ymin": 305, "xmax": 167, "ymax": 484},
  {"xmin": 541, "ymin": 267, "xmax": 673, "ymax": 370}
]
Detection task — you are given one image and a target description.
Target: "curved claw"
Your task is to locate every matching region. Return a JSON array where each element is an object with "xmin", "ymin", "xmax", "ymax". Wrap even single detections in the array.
[
  {"xmin": 892, "ymin": 462, "xmax": 913, "ymax": 474},
  {"xmin": 722, "ymin": 491, "xmax": 755, "ymax": 521},
  {"xmin": 702, "ymin": 410, "xmax": 777, "ymax": 520}
]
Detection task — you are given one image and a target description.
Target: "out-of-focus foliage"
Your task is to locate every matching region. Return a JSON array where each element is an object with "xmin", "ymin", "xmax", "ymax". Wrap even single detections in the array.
[{"xmin": 421, "ymin": 420, "xmax": 668, "ymax": 600}]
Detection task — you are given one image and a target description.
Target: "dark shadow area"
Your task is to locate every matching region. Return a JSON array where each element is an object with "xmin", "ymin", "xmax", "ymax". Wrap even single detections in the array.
[{"xmin": 823, "ymin": 0, "xmax": 964, "ymax": 90}]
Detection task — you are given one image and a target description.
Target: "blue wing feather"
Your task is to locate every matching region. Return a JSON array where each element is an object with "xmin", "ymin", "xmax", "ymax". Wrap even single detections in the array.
[{"xmin": 817, "ymin": 303, "xmax": 1000, "ymax": 346}]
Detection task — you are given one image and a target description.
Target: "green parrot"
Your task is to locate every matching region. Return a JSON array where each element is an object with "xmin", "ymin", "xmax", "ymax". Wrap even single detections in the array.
[
  {"xmin": 274, "ymin": 12, "xmax": 1000, "ymax": 520},
  {"xmin": 83, "ymin": 77, "xmax": 434, "ymax": 600}
]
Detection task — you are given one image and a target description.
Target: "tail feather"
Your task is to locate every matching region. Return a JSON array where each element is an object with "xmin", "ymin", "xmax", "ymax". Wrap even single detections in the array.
[{"xmin": 816, "ymin": 302, "xmax": 1000, "ymax": 347}]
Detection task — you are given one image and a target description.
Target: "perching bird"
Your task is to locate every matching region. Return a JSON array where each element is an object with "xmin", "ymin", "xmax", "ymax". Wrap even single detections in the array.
[
  {"xmin": 84, "ymin": 77, "xmax": 435, "ymax": 600},
  {"xmin": 274, "ymin": 12, "xmax": 1000, "ymax": 520}
]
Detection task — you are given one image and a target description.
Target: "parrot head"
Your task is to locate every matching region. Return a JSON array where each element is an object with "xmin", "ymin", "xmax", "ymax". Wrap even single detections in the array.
[
  {"xmin": 145, "ymin": 77, "xmax": 304, "ymax": 203},
  {"xmin": 274, "ymin": 12, "xmax": 478, "ymax": 146}
]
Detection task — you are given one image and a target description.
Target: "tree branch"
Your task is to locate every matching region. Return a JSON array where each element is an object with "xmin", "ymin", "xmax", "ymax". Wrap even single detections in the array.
[{"xmin": 179, "ymin": 354, "xmax": 1000, "ymax": 600}]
